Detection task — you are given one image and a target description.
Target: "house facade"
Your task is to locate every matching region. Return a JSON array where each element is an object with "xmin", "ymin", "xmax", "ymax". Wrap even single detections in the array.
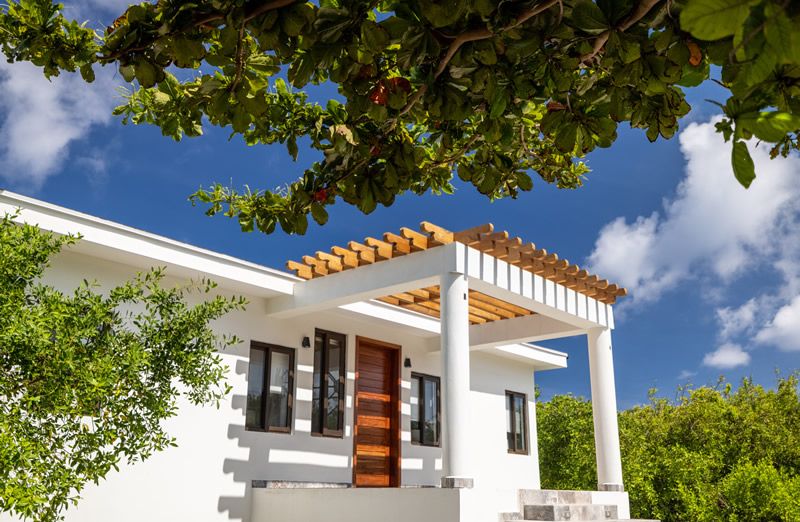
[{"xmin": 0, "ymin": 190, "xmax": 632, "ymax": 522}]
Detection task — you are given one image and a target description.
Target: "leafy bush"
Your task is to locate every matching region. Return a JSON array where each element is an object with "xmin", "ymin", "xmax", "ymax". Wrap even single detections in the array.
[{"xmin": 537, "ymin": 373, "xmax": 800, "ymax": 521}]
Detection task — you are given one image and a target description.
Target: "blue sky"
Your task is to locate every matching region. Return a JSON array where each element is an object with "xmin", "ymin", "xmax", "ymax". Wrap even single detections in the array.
[{"xmin": 1, "ymin": 1, "xmax": 799, "ymax": 408}]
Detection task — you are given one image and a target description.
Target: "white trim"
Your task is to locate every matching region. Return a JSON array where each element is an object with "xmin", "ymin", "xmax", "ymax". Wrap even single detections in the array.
[{"xmin": 0, "ymin": 190, "xmax": 297, "ymax": 296}]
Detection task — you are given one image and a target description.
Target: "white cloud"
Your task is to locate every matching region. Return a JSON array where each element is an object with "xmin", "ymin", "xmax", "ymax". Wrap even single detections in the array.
[
  {"xmin": 716, "ymin": 298, "xmax": 759, "ymax": 340},
  {"xmin": 677, "ymin": 370, "xmax": 698, "ymax": 380},
  {"xmin": 587, "ymin": 117, "xmax": 800, "ymax": 364},
  {"xmin": 587, "ymin": 118, "xmax": 800, "ymax": 307},
  {"xmin": 755, "ymin": 296, "xmax": 800, "ymax": 352},
  {"xmin": 0, "ymin": 59, "xmax": 120, "ymax": 189},
  {"xmin": 702, "ymin": 343, "xmax": 751, "ymax": 369}
]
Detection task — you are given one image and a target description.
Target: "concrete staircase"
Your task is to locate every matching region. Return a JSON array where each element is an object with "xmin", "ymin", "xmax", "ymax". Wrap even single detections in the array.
[{"xmin": 498, "ymin": 489, "xmax": 658, "ymax": 522}]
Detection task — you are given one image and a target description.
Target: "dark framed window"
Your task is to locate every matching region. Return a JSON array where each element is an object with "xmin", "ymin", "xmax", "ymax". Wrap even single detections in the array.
[
  {"xmin": 411, "ymin": 373, "xmax": 440, "ymax": 446},
  {"xmin": 506, "ymin": 390, "xmax": 529, "ymax": 454},
  {"xmin": 245, "ymin": 342, "xmax": 294, "ymax": 433},
  {"xmin": 312, "ymin": 329, "xmax": 346, "ymax": 437}
]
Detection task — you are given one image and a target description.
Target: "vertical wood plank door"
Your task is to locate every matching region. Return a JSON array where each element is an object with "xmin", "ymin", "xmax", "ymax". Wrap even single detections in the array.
[{"xmin": 353, "ymin": 337, "xmax": 400, "ymax": 487}]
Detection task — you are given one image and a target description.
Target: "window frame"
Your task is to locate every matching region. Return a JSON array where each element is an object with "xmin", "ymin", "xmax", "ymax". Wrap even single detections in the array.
[
  {"xmin": 410, "ymin": 372, "xmax": 441, "ymax": 447},
  {"xmin": 245, "ymin": 341, "xmax": 295, "ymax": 434},
  {"xmin": 312, "ymin": 329, "xmax": 347, "ymax": 438},
  {"xmin": 505, "ymin": 390, "xmax": 529, "ymax": 455}
]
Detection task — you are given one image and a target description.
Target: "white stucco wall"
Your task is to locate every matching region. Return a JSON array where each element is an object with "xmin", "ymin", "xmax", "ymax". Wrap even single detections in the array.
[{"xmin": 1, "ymin": 246, "xmax": 549, "ymax": 522}]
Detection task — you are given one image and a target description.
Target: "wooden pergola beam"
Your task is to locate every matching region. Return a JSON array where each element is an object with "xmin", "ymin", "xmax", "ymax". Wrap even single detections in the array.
[{"xmin": 285, "ymin": 221, "xmax": 627, "ymax": 319}]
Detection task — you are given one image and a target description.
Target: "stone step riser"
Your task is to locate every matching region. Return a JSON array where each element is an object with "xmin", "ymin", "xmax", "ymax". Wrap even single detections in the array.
[
  {"xmin": 523, "ymin": 503, "xmax": 618, "ymax": 521},
  {"xmin": 520, "ymin": 489, "xmax": 594, "ymax": 506}
]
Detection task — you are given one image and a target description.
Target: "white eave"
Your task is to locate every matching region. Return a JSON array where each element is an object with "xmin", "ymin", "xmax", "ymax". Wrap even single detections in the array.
[{"xmin": 0, "ymin": 190, "xmax": 298, "ymax": 298}]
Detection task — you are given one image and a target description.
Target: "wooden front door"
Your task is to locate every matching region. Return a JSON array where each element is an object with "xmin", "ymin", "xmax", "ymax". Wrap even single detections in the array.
[{"xmin": 353, "ymin": 337, "xmax": 400, "ymax": 487}]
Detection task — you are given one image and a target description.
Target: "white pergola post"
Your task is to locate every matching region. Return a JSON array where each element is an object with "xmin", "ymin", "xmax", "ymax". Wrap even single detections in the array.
[
  {"xmin": 439, "ymin": 271, "xmax": 473, "ymax": 488},
  {"xmin": 587, "ymin": 327, "xmax": 624, "ymax": 491}
]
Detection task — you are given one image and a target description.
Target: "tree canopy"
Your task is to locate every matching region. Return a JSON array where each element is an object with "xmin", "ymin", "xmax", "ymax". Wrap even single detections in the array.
[
  {"xmin": 0, "ymin": 212, "xmax": 245, "ymax": 521},
  {"xmin": 1, "ymin": 0, "xmax": 799, "ymax": 234},
  {"xmin": 537, "ymin": 373, "xmax": 800, "ymax": 521}
]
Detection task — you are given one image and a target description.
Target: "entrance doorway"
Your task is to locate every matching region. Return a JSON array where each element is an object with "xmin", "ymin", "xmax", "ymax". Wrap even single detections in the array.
[{"xmin": 352, "ymin": 337, "xmax": 401, "ymax": 487}]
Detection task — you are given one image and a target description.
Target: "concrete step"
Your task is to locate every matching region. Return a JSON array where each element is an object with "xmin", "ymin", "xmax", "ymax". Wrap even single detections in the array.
[
  {"xmin": 520, "ymin": 489, "xmax": 594, "ymax": 506},
  {"xmin": 523, "ymin": 503, "xmax": 618, "ymax": 521}
]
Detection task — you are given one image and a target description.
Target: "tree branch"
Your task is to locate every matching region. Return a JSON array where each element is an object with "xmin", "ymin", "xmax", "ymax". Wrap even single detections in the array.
[
  {"xmin": 580, "ymin": 0, "xmax": 662, "ymax": 64},
  {"xmin": 388, "ymin": 0, "xmax": 559, "ymax": 134},
  {"xmin": 432, "ymin": 134, "xmax": 481, "ymax": 165},
  {"xmin": 102, "ymin": 0, "xmax": 294, "ymax": 62},
  {"xmin": 434, "ymin": 0, "xmax": 559, "ymax": 79},
  {"xmin": 229, "ymin": 19, "xmax": 247, "ymax": 93},
  {"xmin": 728, "ymin": 0, "xmax": 788, "ymax": 65}
]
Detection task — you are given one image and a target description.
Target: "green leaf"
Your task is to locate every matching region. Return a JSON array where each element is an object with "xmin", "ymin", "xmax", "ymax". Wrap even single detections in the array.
[
  {"xmin": 555, "ymin": 122, "xmax": 578, "ymax": 152},
  {"xmin": 119, "ymin": 64, "xmax": 135, "ymax": 83},
  {"xmin": 361, "ymin": 20, "xmax": 389, "ymax": 54},
  {"xmin": 731, "ymin": 140, "xmax": 755, "ymax": 188},
  {"xmin": 791, "ymin": 25, "xmax": 800, "ymax": 65},
  {"xmin": 763, "ymin": 4, "xmax": 791, "ymax": 62},
  {"xmin": 310, "ymin": 202, "xmax": 329, "ymax": 225},
  {"xmin": 314, "ymin": 8, "xmax": 352, "ymax": 43},
  {"xmin": 134, "ymin": 60, "xmax": 157, "ymax": 88},
  {"xmin": 231, "ymin": 105, "xmax": 251, "ymax": 133},
  {"xmin": 168, "ymin": 36, "xmax": 206, "ymax": 68},
  {"xmin": 741, "ymin": 46, "xmax": 778, "ymax": 85},
  {"xmin": 739, "ymin": 111, "xmax": 800, "ymax": 143},
  {"xmin": 517, "ymin": 172, "xmax": 533, "ymax": 191},
  {"xmin": 79, "ymin": 64, "xmax": 95, "ymax": 83},
  {"xmin": 680, "ymin": 0, "xmax": 754, "ymax": 41},
  {"xmin": 287, "ymin": 137, "xmax": 299, "ymax": 160},
  {"xmin": 572, "ymin": 0, "xmax": 610, "ymax": 35}
]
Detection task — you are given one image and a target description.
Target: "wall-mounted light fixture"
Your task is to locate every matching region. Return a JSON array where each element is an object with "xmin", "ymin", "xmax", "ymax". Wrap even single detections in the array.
[
  {"xmin": 404, "ymin": 357, "xmax": 412, "ymax": 368},
  {"xmin": 302, "ymin": 336, "xmax": 311, "ymax": 348}
]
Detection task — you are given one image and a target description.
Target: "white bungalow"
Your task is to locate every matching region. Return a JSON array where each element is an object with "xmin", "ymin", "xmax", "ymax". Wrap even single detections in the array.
[{"xmin": 0, "ymin": 190, "xmax": 636, "ymax": 522}]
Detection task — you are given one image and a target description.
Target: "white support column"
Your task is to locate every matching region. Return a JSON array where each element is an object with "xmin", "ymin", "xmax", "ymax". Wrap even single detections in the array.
[
  {"xmin": 587, "ymin": 327, "xmax": 624, "ymax": 491},
  {"xmin": 439, "ymin": 271, "xmax": 473, "ymax": 489}
]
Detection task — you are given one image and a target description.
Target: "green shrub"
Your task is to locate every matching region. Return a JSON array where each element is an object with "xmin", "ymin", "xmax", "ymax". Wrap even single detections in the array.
[{"xmin": 537, "ymin": 373, "xmax": 800, "ymax": 521}]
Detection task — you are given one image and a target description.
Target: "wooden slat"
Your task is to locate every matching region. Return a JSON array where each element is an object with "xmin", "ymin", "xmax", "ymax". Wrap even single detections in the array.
[
  {"xmin": 488, "ymin": 237, "xmax": 522, "ymax": 258},
  {"xmin": 356, "ymin": 391, "xmax": 391, "ymax": 403},
  {"xmin": 468, "ymin": 295, "xmax": 523, "ymax": 319},
  {"xmin": 399, "ymin": 227, "xmax": 428, "ymax": 251},
  {"xmin": 383, "ymin": 232, "xmax": 412, "ymax": 255},
  {"xmin": 469, "ymin": 291, "xmax": 532, "ymax": 316},
  {"xmin": 420, "ymin": 221, "xmax": 454, "ymax": 246},
  {"xmin": 302, "ymin": 255, "xmax": 333, "ymax": 275},
  {"xmin": 454, "ymin": 223, "xmax": 494, "ymax": 244},
  {"xmin": 286, "ymin": 260, "xmax": 312, "ymax": 279},
  {"xmin": 365, "ymin": 237, "xmax": 397, "ymax": 258},
  {"xmin": 330, "ymin": 246, "xmax": 359, "ymax": 268},
  {"xmin": 356, "ymin": 444, "xmax": 391, "ymax": 457},
  {"xmin": 315, "ymin": 251, "xmax": 345, "ymax": 271},
  {"xmin": 348, "ymin": 241, "xmax": 380, "ymax": 264}
]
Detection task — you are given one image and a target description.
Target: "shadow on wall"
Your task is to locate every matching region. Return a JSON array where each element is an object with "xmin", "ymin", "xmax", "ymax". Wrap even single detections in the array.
[{"xmin": 217, "ymin": 359, "xmax": 355, "ymax": 521}]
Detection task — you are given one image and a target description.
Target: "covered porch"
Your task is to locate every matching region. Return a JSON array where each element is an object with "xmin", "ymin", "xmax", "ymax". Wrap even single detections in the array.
[{"xmin": 259, "ymin": 221, "xmax": 631, "ymax": 520}]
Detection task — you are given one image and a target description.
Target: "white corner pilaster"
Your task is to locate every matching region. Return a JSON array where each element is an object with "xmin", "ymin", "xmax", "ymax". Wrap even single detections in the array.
[
  {"xmin": 587, "ymin": 327, "xmax": 624, "ymax": 491},
  {"xmin": 439, "ymin": 271, "xmax": 473, "ymax": 489}
]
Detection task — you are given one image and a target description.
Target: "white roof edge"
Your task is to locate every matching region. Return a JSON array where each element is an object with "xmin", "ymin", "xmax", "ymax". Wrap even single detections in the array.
[
  {"xmin": 0, "ymin": 190, "xmax": 301, "ymax": 290},
  {"xmin": 520, "ymin": 342, "xmax": 568, "ymax": 359}
]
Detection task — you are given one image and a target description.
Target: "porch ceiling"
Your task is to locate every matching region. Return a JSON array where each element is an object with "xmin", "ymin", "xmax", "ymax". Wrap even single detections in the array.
[{"xmin": 285, "ymin": 222, "xmax": 626, "ymax": 325}]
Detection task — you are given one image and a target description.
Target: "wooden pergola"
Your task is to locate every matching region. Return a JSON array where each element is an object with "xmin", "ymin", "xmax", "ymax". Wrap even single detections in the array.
[{"xmin": 286, "ymin": 222, "xmax": 626, "ymax": 325}]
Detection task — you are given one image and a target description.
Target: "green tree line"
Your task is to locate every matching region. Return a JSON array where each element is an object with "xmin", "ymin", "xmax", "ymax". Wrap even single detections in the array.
[{"xmin": 537, "ymin": 373, "xmax": 800, "ymax": 521}]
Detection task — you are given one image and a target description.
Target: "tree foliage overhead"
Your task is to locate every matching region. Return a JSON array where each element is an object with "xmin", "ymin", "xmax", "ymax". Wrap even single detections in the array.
[
  {"xmin": 1, "ymin": 0, "xmax": 800, "ymax": 234},
  {"xmin": 0, "ymin": 212, "xmax": 246, "ymax": 522},
  {"xmin": 537, "ymin": 373, "xmax": 800, "ymax": 521}
]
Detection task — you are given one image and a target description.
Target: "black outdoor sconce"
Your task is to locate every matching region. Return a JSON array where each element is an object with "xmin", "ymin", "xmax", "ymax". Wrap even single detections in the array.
[
  {"xmin": 302, "ymin": 336, "xmax": 311, "ymax": 348},
  {"xmin": 404, "ymin": 357, "xmax": 412, "ymax": 368}
]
